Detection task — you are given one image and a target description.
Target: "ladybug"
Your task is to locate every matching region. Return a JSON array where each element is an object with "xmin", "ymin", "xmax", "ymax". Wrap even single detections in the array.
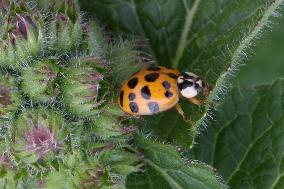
[{"xmin": 118, "ymin": 66, "xmax": 209, "ymax": 122}]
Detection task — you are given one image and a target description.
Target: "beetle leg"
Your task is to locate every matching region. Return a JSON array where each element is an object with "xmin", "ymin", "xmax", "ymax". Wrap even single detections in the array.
[
  {"xmin": 175, "ymin": 104, "xmax": 196, "ymax": 126},
  {"xmin": 188, "ymin": 97, "xmax": 207, "ymax": 106}
]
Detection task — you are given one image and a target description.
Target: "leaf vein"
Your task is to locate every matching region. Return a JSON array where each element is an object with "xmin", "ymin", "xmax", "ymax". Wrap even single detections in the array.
[
  {"xmin": 172, "ymin": 0, "xmax": 201, "ymax": 68},
  {"xmin": 227, "ymin": 115, "xmax": 284, "ymax": 183}
]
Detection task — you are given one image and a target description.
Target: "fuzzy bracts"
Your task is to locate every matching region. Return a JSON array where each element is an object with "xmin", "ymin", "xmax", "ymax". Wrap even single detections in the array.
[{"xmin": 0, "ymin": 0, "xmax": 141, "ymax": 188}]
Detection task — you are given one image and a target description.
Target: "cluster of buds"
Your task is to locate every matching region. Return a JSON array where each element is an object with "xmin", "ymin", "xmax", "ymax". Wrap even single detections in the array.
[{"xmin": 0, "ymin": 0, "xmax": 144, "ymax": 188}]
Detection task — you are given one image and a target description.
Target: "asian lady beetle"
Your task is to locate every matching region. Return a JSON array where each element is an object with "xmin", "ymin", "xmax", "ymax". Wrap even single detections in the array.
[{"xmin": 118, "ymin": 66, "xmax": 209, "ymax": 122}]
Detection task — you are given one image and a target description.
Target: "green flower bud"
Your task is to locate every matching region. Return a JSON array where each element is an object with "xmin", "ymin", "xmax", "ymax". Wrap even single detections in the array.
[
  {"xmin": 110, "ymin": 42, "xmax": 144, "ymax": 86},
  {"xmin": 0, "ymin": 151, "xmax": 17, "ymax": 188},
  {"xmin": 0, "ymin": 73, "xmax": 20, "ymax": 123},
  {"xmin": 21, "ymin": 58, "xmax": 60, "ymax": 102},
  {"xmin": 61, "ymin": 57, "xmax": 108, "ymax": 118},
  {"xmin": 44, "ymin": 152, "xmax": 109, "ymax": 189},
  {"xmin": 36, "ymin": 0, "xmax": 79, "ymax": 22},
  {"xmin": 8, "ymin": 14, "xmax": 43, "ymax": 60},
  {"xmin": 92, "ymin": 114, "xmax": 123, "ymax": 139},
  {"xmin": 0, "ymin": 141, "xmax": 17, "ymax": 186},
  {"xmin": 0, "ymin": 152, "xmax": 15, "ymax": 172},
  {"xmin": 49, "ymin": 13, "xmax": 82, "ymax": 53},
  {"xmin": 0, "ymin": 43, "xmax": 18, "ymax": 69},
  {"xmin": 13, "ymin": 108, "xmax": 68, "ymax": 162}
]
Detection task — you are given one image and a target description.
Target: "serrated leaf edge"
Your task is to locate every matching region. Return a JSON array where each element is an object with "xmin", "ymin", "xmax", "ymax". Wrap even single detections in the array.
[{"xmin": 197, "ymin": 0, "xmax": 284, "ymax": 130}]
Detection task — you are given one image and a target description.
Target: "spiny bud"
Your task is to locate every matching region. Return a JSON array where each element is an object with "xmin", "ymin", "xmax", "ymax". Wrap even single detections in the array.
[
  {"xmin": 15, "ymin": 15, "xmax": 36, "ymax": 39},
  {"xmin": 9, "ymin": 15, "xmax": 37, "ymax": 44},
  {"xmin": 61, "ymin": 57, "xmax": 108, "ymax": 118},
  {"xmin": 44, "ymin": 152, "xmax": 107, "ymax": 188},
  {"xmin": 24, "ymin": 126, "xmax": 58, "ymax": 157},
  {"xmin": 13, "ymin": 108, "xmax": 68, "ymax": 162},
  {"xmin": 0, "ymin": 150, "xmax": 17, "ymax": 187},
  {"xmin": 0, "ymin": 152, "xmax": 15, "ymax": 171},
  {"xmin": 36, "ymin": 0, "xmax": 79, "ymax": 22},
  {"xmin": 21, "ymin": 58, "xmax": 60, "ymax": 102},
  {"xmin": 48, "ymin": 12, "xmax": 82, "ymax": 53},
  {"xmin": 54, "ymin": 12, "xmax": 70, "ymax": 28},
  {"xmin": 0, "ymin": 73, "xmax": 20, "ymax": 122},
  {"xmin": 8, "ymin": 14, "xmax": 43, "ymax": 60}
]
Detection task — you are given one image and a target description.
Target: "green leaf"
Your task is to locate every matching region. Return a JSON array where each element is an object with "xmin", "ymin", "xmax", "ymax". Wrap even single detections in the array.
[
  {"xmin": 80, "ymin": 0, "xmax": 280, "ymax": 72},
  {"xmin": 81, "ymin": 0, "xmax": 284, "ymax": 147},
  {"xmin": 126, "ymin": 136, "xmax": 226, "ymax": 189},
  {"xmin": 192, "ymin": 78, "xmax": 284, "ymax": 188},
  {"xmin": 236, "ymin": 10, "xmax": 284, "ymax": 88},
  {"xmin": 139, "ymin": 102, "xmax": 204, "ymax": 147}
]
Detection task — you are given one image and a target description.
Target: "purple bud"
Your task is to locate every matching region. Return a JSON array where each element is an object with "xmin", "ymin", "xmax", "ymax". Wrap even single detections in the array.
[
  {"xmin": 16, "ymin": 15, "xmax": 36, "ymax": 39},
  {"xmin": 23, "ymin": 124, "xmax": 59, "ymax": 158},
  {"xmin": 14, "ymin": 109, "xmax": 67, "ymax": 161},
  {"xmin": 8, "ymin": 15, "xmax": 37, "ymax": 44}
]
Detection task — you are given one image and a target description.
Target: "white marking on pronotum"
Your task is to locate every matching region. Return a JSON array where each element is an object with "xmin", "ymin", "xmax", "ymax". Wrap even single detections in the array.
[{"xmin": 177, "ymin": 72, "xmax": 204, "ymax": 98}]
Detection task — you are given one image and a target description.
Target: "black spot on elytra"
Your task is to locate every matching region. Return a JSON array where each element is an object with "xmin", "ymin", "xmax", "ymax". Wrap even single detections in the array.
[
  {"xmin": 168, "ymin": 73, "xmax": 178, "ymax": 79},
  {"xmin": 128, "ymin": 77, "xmax": 138, "ymax": 89},
  {"xmin": 178, "ymin": 80, "xmax": 193, "ymax": 90},
  {"xmin": 119, "ymin": 91, "xmax": 124, "ymax": 106},
  {"xmin": 162, "ymin": 81, "xmax": 171, "ymax": 90},
  {"xmin": 129, "ymin": 102, "xmax": 139, "ymax": 113},
  {"xmin": 144, "ymin": 73, "xmax": 159, "ymax": 82},
  {"xmin": 141, "ymin": 86, "xmax": 151, "ymax": 99},
  {"xmin": 165, "ymin": 91, "xmax": 173, "ymax": 98},
  {"xmin": 147, "ymin": 66, "xmax": 161, "ymax": 71},
  {"xmin": 128, "ymin": 93, "xmax": 136, "ymax": 101},
  {"xmin": 148, "ymin": 102, "xmax": 160, "ymax": 113}
]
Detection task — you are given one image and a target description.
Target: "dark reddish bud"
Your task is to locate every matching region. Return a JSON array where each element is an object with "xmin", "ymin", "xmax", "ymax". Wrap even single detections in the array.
[{"xmin": 8, "ymin": 15, "xmax": 37, "ymax": 44}]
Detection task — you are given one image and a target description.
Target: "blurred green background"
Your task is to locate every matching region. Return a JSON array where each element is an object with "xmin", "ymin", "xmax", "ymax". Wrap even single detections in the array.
[{"xmin": 236, "ymin": 16, "xmax": 284, "ymax": 88}]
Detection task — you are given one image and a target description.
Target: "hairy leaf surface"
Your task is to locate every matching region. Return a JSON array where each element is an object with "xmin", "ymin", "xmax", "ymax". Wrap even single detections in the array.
[
  {"xmin": 193, "ymin": 79, "xmax": 284, "ymax": 188},
  {"xmin": 126, "ymin": 137, "xmax": 226, "ymax": 189}
]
